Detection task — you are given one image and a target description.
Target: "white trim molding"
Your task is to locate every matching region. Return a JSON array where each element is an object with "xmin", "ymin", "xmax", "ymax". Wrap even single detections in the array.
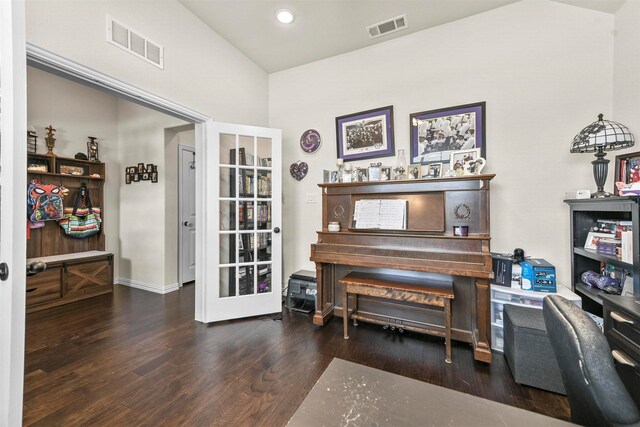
[{"xmin": 116, "ymin": 278, "xmax": 179, "ymax": 294}]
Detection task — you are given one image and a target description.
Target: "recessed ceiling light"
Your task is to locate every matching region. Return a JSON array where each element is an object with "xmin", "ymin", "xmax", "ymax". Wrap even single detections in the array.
[{"xmin": 276, "ymin": 9, "xmax": 295, "ymax": 24}]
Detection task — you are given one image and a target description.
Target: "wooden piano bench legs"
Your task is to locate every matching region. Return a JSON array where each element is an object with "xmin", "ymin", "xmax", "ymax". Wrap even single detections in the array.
[{"xmin": 340, "ymin": 271, "xmax": 454, "ymax": 364}]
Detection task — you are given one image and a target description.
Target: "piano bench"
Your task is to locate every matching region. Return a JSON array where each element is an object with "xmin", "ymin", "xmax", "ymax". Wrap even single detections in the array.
[{"xmin": 339, "ymin": 271, "xmax": 454, "ymax": 363}]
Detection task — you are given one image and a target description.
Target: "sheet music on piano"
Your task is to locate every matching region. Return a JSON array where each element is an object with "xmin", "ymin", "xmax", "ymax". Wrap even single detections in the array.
[{"xmin": 353, "ymin": 199, "xmax": 407, "ymax": 229}]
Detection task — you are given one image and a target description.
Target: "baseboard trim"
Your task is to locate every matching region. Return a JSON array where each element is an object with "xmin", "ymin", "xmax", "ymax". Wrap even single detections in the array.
[{"xmin": 116, "ymin": 277, "xmax": 179, "ymax": 295}]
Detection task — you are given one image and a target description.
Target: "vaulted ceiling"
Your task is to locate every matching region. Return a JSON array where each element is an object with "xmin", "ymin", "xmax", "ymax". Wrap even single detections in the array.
[{"xmin": 179, "ymin": 0, "xmax": 625, "ymax": 73}]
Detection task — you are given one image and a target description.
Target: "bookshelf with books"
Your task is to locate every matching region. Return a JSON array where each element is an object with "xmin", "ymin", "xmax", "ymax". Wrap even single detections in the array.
[
  {"xmin": 565, "ymin": 197, "xmax": 640, "ymax": 316},
  {"xmin": 228, "ymin": 147, "xmax": 273, "ymax": 297}
]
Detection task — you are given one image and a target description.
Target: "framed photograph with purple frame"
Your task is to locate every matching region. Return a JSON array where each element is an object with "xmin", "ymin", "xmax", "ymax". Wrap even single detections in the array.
[
  {"xmin": 409, "ymin": 102, "xmax": 486, "ymax": 167},
  {"xmin": 336, "ymin": 105, "xmax": 395, "ymax": 162}
]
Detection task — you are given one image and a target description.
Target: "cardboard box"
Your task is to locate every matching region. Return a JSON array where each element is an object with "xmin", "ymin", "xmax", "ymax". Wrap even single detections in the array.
[{"xmin": 521, "ymin": 259, "xmax": 556, "ymax": 293}]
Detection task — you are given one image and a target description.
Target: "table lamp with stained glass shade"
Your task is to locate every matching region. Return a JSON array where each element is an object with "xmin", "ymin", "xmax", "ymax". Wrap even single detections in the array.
[{"xmin": 570, "ymin": 114, "xmax": 635, "ymax": 198}]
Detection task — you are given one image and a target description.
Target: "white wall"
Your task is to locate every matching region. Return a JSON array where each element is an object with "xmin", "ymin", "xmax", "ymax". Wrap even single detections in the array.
[
  {"xmin": 25, "ymin": 0, "xmax": 268, "ymax": 126},
  {"xmin": 116, "ymin": 99, "xmax": 187, "ymax": 290},
  {"xmin": 26, "ymin": 66, "xmax": 121, "ymax": 274},
  {"xmin": 613, "ymin": 0, "xmax": 640, "ymax": 144},
  {"xmin": 269, "ymin": 0, "xmax": 614, "ymax": 287}
]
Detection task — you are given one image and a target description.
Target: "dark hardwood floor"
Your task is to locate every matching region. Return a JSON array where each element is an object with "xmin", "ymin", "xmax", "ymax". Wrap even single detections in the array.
[{"xmin": 24, "ymin": 284, "xmax": 570, "ymax": 426}]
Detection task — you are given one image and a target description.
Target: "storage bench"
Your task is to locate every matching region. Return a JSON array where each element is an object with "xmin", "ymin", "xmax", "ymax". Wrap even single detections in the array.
[
  {"xmin": 26, "ymin": 251, "xmax": 114, "ymax": 313},
  {"xmin": 339, "ymin": 271, "xmax": 454, "ymax": 363}
]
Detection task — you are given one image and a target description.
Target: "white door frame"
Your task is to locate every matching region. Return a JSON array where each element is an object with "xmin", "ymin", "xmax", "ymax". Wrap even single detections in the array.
[
  {"xmin": 0, "ymin": 2, "xmax": 27, "ymax": 424},
  {"xmin": 25, "ymin": 44, "xmax": 212, "ymax": 323},
  {"xmin": 178, "ymin": 144, "xmax": 196, "ymax": 286}
]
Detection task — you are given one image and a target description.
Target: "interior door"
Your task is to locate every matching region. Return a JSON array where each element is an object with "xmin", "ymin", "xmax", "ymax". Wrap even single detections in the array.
[
  {"xmin": 0, "ymin": 1, "xmax": 27, "ymax": 424},
  {"xmin": 179, "ymin": 145, "xmax": 196, "ymax": 284},
  {"xmin": 205, "ymin": 122, "xmax": 281, "ymax": 322}
]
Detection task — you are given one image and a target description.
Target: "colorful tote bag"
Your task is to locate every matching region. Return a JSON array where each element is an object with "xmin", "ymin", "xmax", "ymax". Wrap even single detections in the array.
[
  {"xmin": 58, "ymin": 183, "xmax": 101, "ymax": 239},
  {"xmin": 27, "ymin": 179, "xmax": 64, "ymax": 222}
]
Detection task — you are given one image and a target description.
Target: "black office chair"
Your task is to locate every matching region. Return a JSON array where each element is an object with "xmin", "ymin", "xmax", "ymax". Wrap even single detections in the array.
[{"xmin": 543, "ymin": 295, "xmax": 640, "ymax": 427}]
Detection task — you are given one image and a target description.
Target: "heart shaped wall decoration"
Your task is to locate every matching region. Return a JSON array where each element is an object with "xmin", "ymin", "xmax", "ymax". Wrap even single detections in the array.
[{"xmin": 290, "ymin": 161, "xmax": 309, "ymax": 181}]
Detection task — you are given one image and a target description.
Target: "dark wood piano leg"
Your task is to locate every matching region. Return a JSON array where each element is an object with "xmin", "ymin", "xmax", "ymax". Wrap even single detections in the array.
[
  {"xmin": 313, "ymin": 263, "xmax": 335, "ymax": 326},
  {"xmin": 473, "ymin": 277, "xmax": 493, "ymax": 363}
]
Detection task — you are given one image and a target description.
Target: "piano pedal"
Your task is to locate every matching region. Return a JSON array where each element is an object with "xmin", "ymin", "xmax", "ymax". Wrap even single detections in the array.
[
  {"xmin": 383, "ymin": 325, "xmax": 389, "ymax": 331},
  {"xmin": 398, "ymin": 327, "xmax": 404, "ymax": 334},
  {"xmin": 353, "ymin": 319, "xmax": 358, "ymax": 326}
]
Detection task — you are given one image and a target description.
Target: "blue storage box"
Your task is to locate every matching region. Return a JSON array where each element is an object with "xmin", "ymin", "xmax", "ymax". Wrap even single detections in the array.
[{"xmin": 521, "ymin": 259, "xmax": 556, "ymax": 293}]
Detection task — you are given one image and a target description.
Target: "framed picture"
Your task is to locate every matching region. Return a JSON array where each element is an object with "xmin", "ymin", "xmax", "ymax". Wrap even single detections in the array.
[
  {"xmin": 407, "ymin": 164, "xmax": 421, "ymax": 180},
  {"xmin": 137, "ymin": 163, "xmax": 145, "ymax": 173},
  {"xmin": 614, "ymin": 150, "xmax": 640, "ymax": 194},
  {"xmin": 409, "ymin": 102, "xmax": 486, "ymax": 169},
  {"xmin": 125, "ymin": 172, "xmax": 132, "ymax": 184},
  {"xmin": 450, "ymin": 148, "xmax": 480, "ymax": 175},
  {"xmin": 380, "ymin": 166, "xmax": 391, "ymax": 181},
  {"xmin": 133, "ymin": 173, "xmax": 140, "ymax": 182},
  {"xmin": 423, "ymin": 162, "xmax": 443, "ymax": 179},
  {"xmin": 330, "ymin": 170, "xmax": 339, "ymax": 183},
  {"xmin": 151, "ymin": 172, "xmax": 158, "ymax": 183},
  {"xmin": 336, "ymin": 105, "xmax": 395, "ymax": 162},
  {"xmin": 142, "ymin": 173, "xmax": 149, "ymax": 180},
  {"xmin": 356, "ymin": 168, "xmax": 369, "ymax": 182},
  {"xmin": 584, "ymin": 231, "xmax": 613, "ymax": 250}
]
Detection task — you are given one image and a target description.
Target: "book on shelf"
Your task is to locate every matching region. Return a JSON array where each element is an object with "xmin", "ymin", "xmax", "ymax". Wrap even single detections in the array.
[{"xmin": 621, "ymin": 230, "xmax": 633, "ymax": 263}]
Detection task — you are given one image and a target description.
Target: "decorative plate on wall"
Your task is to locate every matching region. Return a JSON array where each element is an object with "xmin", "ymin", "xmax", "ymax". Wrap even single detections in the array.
[{"xmin": 300, "ymin": 129, "xmax": 322, "ymax": 153}]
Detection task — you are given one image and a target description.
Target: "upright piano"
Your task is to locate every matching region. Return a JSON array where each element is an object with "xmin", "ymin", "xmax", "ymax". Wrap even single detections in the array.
[{"xmin": 310, "ymin": 174, "xmax": 494, "ymax": 363}]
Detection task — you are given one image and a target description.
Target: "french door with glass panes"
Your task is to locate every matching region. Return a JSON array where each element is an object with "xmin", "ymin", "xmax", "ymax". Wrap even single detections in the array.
[{"xmin": 206, "ymin": 122, "xmax": 281, "ymax": 322}]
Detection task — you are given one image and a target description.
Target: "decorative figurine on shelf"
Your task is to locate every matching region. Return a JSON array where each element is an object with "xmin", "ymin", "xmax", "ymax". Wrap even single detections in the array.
[
  {"xmin": 27, "ymin": 125, "xmax": 38, "ymax": 154},
  {"xmin": 44, "ymin": 124, "xmax": 57, "ymax": 157},
  {"xmin": 336, "ymin": 158, "xmax": 344, "ymax": 182},
  {"xmin": 87, "ymin": 136, "xmax": 99, "ymax": 162}
]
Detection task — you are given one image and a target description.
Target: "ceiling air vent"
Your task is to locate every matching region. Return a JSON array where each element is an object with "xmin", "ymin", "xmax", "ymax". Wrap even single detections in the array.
[
  {"xmin": 106, "ymin": 16, "xmax": 164, "ymax": 69},
  {"xmin": 367, "ymin": 14, "xmax": 408, "ymax": 39}
]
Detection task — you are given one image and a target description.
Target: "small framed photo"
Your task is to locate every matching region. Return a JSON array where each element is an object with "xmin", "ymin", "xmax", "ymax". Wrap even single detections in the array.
[
  {"xmin": 423, "ymin": 162, "xmax": 443, "ymax": 179},
  {"xmin": 407, "ymin": 164, "xmax": 421, "ymax": 180},
  {"xmin": 137, "ymin": 163, "xmax": 145, "ymax": 173},
  {"xmin": 356, "ymin": 168, "xmax": 369, "ymax": 182},
  {"xmin": 336, "ymin": 105, "xmax": 395, "ymax": 162},
  {"xmin": 450, "ymin": 148, "xmax": 480, "ymax": 175},
  {"xmin": 330, "ymin": 170, "xmax": 339, "ymax": 183},
  {"xmin": 146, "ymin": 163, "xmax": 154, "ymax": 173},
  {"xmin": 380, "ymin": 167, "xmax": 391, "ymax": 181},
  {"xmin": 142, "ymin": 173, "xmax": 149, "ymax": 180},
  {"xmin": 125, "ymin": 172, "xmax": 132, "ymax": 184},
  {"xmin": 151, "ymin": 172, "xmax": 158, "ymax": 183},
  {"xmin": 614, "ymin": 150, "xmax": 640, "ymax": 195},
  {"xmin": 584, "ymin": 231, "xmax": 612, "ymax": 250},
  {"xmin": 133, "ymin": 173, "xmax": 140, "ymax": 182}
]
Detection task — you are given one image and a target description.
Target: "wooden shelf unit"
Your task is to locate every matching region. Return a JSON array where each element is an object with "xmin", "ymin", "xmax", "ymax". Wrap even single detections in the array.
[
  {"xmin": 26, "ymin": 153, "xmax": 112, "ymax": 312},
  {"xmin": 565, "ymin": 197, "xmax": 640, "ymax": 316}
]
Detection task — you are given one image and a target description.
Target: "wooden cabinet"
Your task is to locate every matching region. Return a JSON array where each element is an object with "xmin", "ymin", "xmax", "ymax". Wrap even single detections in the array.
[
  {"xmin": 565, "ymin": 198, "xmax": 640, "ymax": 316},
  {"xmin": 602, "ymin": 294, "xmax": 640, "ymax": 407},
  {"xmin": 26, "ymin": 251, "xmax": 113, "ymax": 313}
]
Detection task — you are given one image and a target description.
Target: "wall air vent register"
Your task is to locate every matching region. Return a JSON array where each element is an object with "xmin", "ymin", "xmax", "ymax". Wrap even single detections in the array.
[
  {"xmin": 106, "ymin": 16, "xmax": 164, "ymax": 69},
  {"xmin": 367, "ymin": 14, "xmax": 408, "ymax": 39}
]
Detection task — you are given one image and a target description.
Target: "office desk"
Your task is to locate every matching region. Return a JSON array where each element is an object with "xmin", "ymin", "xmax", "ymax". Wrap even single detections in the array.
[{"xmin": 287, "ymin": 358, "xmax": 573, "ymax": 427}]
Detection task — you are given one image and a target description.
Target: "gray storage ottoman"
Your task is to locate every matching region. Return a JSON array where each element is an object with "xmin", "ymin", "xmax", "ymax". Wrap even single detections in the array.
[{"xmin": 504, "ymin": 304, "xmax": 566, "ymax": 395}]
